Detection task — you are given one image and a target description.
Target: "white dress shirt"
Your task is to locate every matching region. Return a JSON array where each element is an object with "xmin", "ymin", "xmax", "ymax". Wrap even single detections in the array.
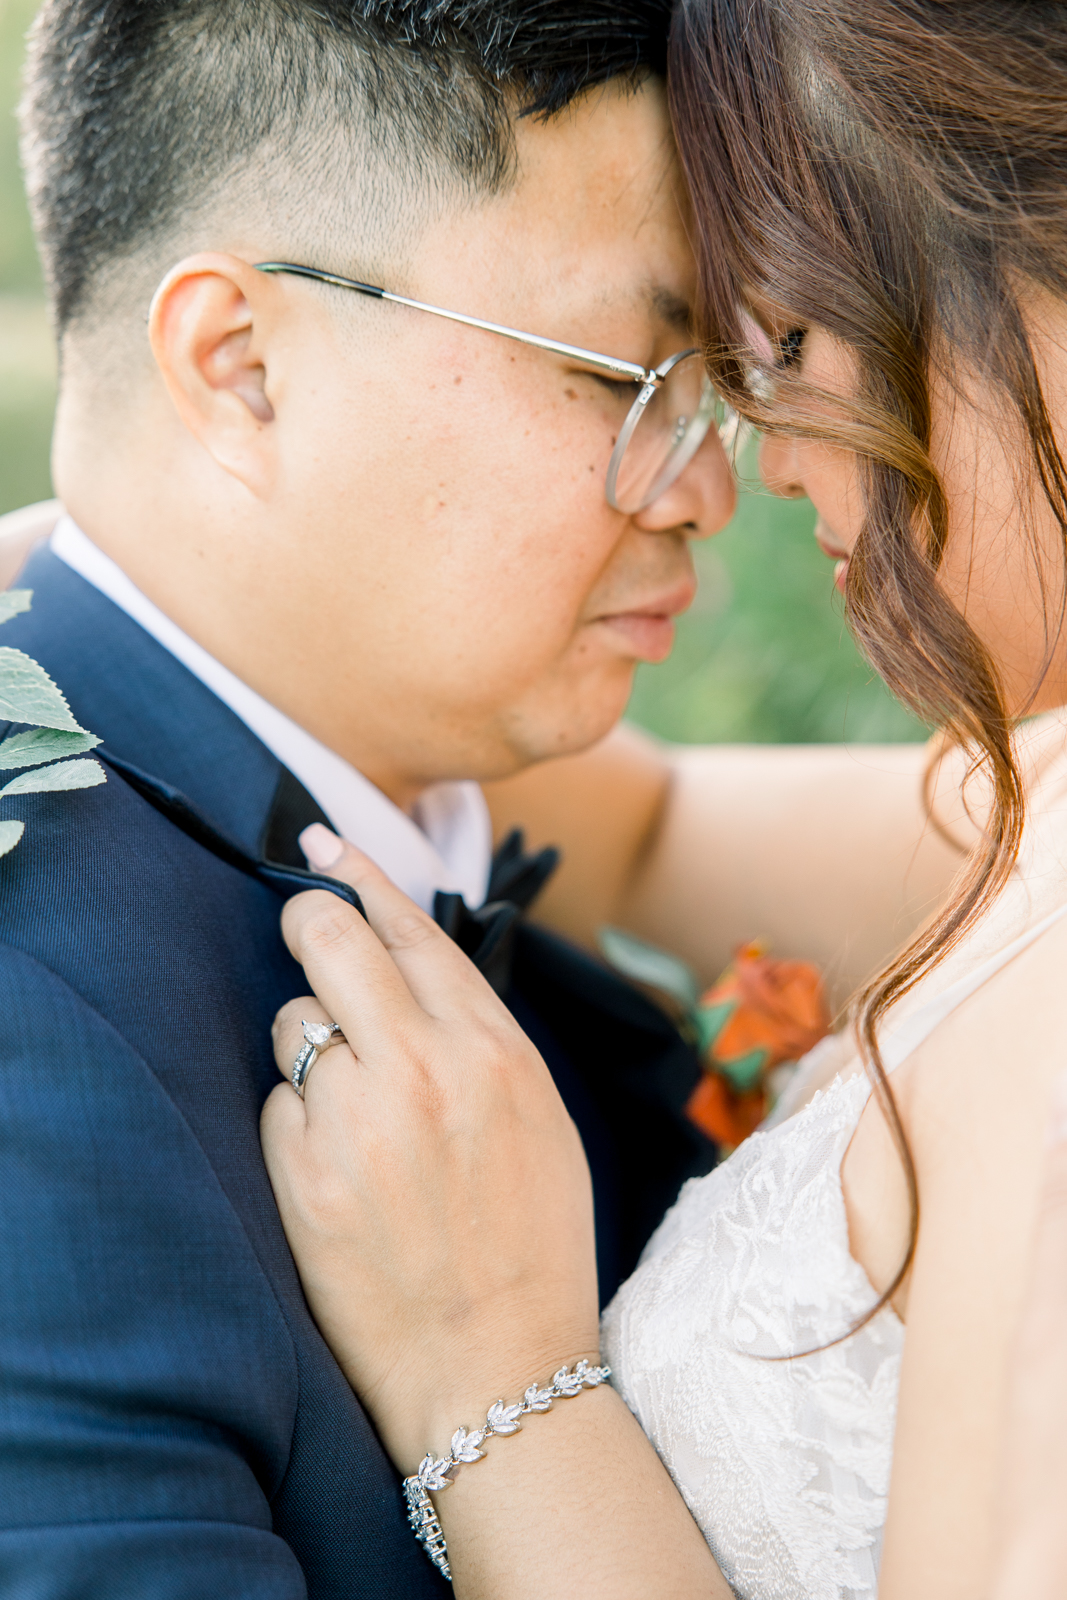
[{"xmin": 50, "ymin": 517, "xmax": 492, "ymax": 912}]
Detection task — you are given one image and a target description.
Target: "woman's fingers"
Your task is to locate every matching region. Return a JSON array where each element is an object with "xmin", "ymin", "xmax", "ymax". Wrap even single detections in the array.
[
  {"xmin": 290, "ymin": 827, "xmax": 504, "ymax": 1023},
  {"xmin": 281, "ymin": 885, "xmax": 429, "ymax": 1064},
  {"xmin": 272, "ymin": 995, "xmax": 332, "ymax": 1082},
  {"xmin": 275, "ymin": 831, "xmax": 520, "ymax": 1119},
  {"xmin": 271, "ymin": 995, "xmax": 357, "ymax": 1097},
  {"xmin": 261, "ymin": 829, "xmax": 600, "ymax": 1476}
]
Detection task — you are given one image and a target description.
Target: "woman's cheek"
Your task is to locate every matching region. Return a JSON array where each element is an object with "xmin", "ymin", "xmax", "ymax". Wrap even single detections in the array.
[{"xmin": 804, "ymin": 442, "xmax": 864, "ymax": 551}]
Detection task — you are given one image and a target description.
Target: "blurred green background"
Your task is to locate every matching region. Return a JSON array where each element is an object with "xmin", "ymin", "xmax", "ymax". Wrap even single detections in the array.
[
  {"xmin": 0, "ymin": 0, "xmax": 922, "ymax": 744},
  {"xmin": 0, "ymin": 0, "xmax": 54, "ymax": 520}
]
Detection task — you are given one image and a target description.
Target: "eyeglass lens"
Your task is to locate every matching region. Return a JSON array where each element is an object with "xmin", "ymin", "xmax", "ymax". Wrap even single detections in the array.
[{"xmin": 607, "ymin": 353, "xmax": 724, "ymax": 514}]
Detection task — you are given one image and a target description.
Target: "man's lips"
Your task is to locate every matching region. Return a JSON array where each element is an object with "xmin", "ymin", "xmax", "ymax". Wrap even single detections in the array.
[{"xmin": 595, "ymin": 581, "xmax": 697, "ymax": 663}]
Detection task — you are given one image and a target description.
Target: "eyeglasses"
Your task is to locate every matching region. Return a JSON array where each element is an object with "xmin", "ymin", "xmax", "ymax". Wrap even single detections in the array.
[{"xmin": 256, "ymin": 261, "xmax": 727, "ymax": 514}]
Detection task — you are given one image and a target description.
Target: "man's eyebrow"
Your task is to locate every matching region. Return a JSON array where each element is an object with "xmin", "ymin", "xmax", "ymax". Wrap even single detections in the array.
[{"xmin": 648, "ymin": 287, "xmax": 693, "ymax": 332}]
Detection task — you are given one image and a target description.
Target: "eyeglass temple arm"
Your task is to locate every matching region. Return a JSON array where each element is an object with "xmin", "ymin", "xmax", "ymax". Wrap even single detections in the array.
[{"xmin": 255, "ymin": 262, "xmax": 655, "ymax": 385}]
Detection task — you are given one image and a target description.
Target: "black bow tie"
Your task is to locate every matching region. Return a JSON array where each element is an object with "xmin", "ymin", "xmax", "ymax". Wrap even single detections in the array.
[
  {"xmin": 433, "ymin": 827, "xmax": 559, "ymax": 995},
  {"xmin": 99, "ymin": 750, "xmax": 558, "ymax": 995}
]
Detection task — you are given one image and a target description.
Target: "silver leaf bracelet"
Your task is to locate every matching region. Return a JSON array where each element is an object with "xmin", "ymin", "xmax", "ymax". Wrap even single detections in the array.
[{"xmin": 402, "ymin": 1357, "xmax": 612, "ymax": 1581}]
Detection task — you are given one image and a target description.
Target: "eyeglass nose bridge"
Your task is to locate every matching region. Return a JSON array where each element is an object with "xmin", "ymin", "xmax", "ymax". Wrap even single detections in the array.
[{"xmin": 652, "ymin": 347, "xmax": 700, "ymax": 382}]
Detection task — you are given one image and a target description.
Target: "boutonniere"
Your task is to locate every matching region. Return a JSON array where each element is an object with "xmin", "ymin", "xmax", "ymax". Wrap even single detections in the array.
[
  {"xmin": 599, "ymin": 928, "xmax": 830, "ymax": 1153},
  {"xmin": 0, "ymin": 588, "xmax": 104, "ymax": 856}
]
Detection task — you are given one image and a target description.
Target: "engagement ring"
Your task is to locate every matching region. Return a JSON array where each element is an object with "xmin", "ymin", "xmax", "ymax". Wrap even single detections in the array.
[{"xmin": 291, "ymin": 1018, "xmax": 345, "ymax": 1098}]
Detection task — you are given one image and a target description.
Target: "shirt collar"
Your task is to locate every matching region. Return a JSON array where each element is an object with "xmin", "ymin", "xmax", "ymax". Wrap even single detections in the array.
[{"xmin": 50, "ymin": 516, "xmax": 492, "ymax": 912}]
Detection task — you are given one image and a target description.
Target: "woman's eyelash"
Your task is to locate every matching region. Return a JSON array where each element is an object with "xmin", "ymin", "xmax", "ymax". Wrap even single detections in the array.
[{"xmin": 778, "ymin": 327, "xmax": 807, "ymax": 368}]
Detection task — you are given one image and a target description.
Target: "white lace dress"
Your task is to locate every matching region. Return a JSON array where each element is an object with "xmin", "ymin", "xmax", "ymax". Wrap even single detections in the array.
[
  {"xmin": 602, "ymin": 717, "xmax": 1067, "ymax": 1600},
  {"xmin": 602, "ymin": 1070, "xmax": 899, "ymax": 1600}
]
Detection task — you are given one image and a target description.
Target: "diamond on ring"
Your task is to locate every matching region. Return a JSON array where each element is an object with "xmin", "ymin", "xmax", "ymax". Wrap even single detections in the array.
[
  {"xmin": 291, "ymin": 1018, "xmax": 345, "ymax": 1098},
  {"xmin": 303, "ymin": 1020, "xmax": 339, "ymax": 1049}
]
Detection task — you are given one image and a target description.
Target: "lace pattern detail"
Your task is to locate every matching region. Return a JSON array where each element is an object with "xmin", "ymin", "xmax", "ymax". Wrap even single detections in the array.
[{"xmin": 601, "ymin": 1073, "xmax": 902, "ymax": 1600}]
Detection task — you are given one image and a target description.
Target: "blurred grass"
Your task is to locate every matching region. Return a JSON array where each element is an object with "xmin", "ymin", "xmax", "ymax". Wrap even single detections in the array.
[
  {"xmin": 0, "ymin": 0, "xmax": 53, "ymax": 515},
  {"xmin": 0, "ymin": 0, "xmax": 39, "ymax": 294},
  {"xmin": 0, "ymin": 0, "xmax": 923, "ymax": 745}
]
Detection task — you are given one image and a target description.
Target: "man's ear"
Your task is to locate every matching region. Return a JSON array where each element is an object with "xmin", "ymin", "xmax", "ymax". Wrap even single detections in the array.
[{"xmin": 149, "ymin": 254, "xmax": 281, "ymax": 498}]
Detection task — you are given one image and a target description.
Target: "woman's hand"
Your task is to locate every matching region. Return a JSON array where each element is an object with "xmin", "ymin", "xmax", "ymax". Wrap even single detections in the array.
[
  {"xmin": 261, "ymin": 828, "xmax": 728, "ymax": 1600},
  {"xmin": 260, "ymin": 833, "xmax": 600, "ymax": 1473}
]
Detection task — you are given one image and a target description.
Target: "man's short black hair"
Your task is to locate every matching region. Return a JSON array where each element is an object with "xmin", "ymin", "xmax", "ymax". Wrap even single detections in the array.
[{"xmin": 21, "ymin": 0, "xmax": 672, "ymax": 335}]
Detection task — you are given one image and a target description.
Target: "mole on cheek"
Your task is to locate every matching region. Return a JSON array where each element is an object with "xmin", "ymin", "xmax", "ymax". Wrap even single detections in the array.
[
  {"xmin": 564, "ymin": 388, "xmax": 578, "ymax": 401},
  {"xmin": 454, "ymin": 375, "xmax": 462, "ymax": 385}
]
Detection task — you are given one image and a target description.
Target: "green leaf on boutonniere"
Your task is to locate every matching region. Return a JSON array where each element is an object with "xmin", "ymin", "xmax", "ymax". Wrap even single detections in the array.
[
  {"xmin": 0, "ymin": 758, "xmax": 106, "ymax": 797},
  {"xmin": 0, "ymin": 591, "xmax": 33, "ymax": 626},
  {"xmin": 598, "ymin": 925, "xmax": 701, "ymax": 1012},
  {"xmin": 0, "ymin": 820, "xmax": 25, "ymax": 857},
  {"xmin": 0, "ymin": 589, "xmax": 106, "ymax": 861},
  {"xmin": 0, "ymin": 647, "xmax": 86, "ymax": 733},
  {"xmin": 0, "ymin": 728, "xmax": 102, "ymax": 770}
]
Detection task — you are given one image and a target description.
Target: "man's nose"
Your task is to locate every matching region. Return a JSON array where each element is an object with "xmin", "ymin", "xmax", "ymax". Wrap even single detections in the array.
[
  {"xmin": 633, "ymin": 428, "xmax": 737, "ymax": 541},
  {"xmin": 759, "ymin": 432, "xmax": 807, "ymax": 499}
]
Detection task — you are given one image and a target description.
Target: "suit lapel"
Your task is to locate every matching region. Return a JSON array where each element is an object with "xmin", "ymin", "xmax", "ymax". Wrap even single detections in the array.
[
  {"xmin": 5, "ymin": 546, "xmax": 284, "ymax": 852},
  {"xmin": 2, "ymin": 547, "xmax": 440, "ymax": 1593}
]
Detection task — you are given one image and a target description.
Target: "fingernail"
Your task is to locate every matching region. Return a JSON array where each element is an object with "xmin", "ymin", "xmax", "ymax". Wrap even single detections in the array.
[
  {"xmin": 300, "ymin": 824, "xmax": 345, "ymax": 870},
  {"xmin": 1046, "ymin": 1070, "xmax": 1067, "ymax": 1149}
]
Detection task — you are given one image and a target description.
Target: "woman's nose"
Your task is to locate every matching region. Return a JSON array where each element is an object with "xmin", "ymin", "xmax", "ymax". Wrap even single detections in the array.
[
  {"xmin": 759, "ymin": 431, "xmax": 807, "ymax": 499},
  {"xmin": 633, "ymin": 428, "xmax": 738, "ymax": 541}
]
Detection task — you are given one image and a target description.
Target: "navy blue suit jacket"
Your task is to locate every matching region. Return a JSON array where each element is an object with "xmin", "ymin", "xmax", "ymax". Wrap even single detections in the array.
[{"xmin": 0, "ymin": 549, "xmax": 713, "ymax": 1597}]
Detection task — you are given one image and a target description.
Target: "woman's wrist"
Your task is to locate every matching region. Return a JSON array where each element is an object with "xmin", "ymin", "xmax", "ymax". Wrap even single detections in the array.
[
  {"xmin": 402, "ymin": 1357, "xmax": 614, "ymax": 1582},
  {"xmin": 377, "ymin": 1335, "xmax": 605, "ymax": 1474}
]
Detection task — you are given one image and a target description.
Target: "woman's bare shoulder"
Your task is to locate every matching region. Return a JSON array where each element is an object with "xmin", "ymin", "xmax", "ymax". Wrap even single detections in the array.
[
  {"xmin": 903, "ymin": 906, "xmax": 1067, "ymax": 1153},
  {"xmin": 873, "ymin": 909, "xmax": 1067, "ymax": 1598},
  {"xmin": 843, "ymin": 904, "xmax": 1067, "ymax": 1314}
]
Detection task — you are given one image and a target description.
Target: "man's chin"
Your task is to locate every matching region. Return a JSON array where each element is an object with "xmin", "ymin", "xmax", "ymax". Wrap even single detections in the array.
[{"xmin": 495, "ymin": 673, "xmax": 638, "ymax": 776}]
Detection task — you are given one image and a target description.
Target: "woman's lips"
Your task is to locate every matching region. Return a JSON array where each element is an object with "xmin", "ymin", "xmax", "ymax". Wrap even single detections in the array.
[{"xmin": 814, "ymin": 521, "xmax": 851, "ymax": 594}]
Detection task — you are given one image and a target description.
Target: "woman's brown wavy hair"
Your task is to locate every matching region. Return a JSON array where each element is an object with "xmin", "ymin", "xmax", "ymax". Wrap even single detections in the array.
[{"xmin": 669, "ymin": 0, "xmax": 1067, "ymax": 1323}]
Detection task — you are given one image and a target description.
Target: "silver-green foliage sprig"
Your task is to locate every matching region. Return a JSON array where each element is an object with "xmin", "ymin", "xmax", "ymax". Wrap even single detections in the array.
[{"xmin": 0, "ymin": 590, "xmax": 105, "ymax": 857}]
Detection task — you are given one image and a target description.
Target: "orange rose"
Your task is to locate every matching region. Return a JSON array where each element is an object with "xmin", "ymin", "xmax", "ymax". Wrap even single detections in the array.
[
  {"xmin": 686, "ymin": 1072, "xmax": 768, "ymax": 1149},
  {"xmin": 686, "ymin": 942, "xmax": 830, "ymax": 1151}
]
